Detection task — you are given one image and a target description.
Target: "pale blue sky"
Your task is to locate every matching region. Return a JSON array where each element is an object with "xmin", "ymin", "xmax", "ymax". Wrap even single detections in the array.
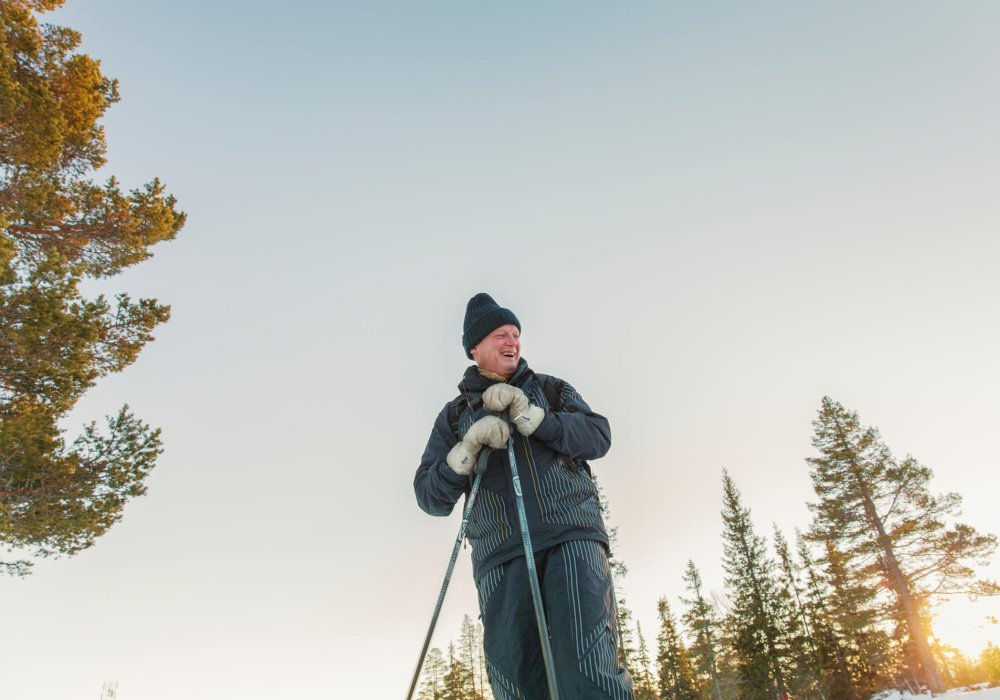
[{"xmin": 3, "ymin": 2, "xmax": 999, "ymax": 698}]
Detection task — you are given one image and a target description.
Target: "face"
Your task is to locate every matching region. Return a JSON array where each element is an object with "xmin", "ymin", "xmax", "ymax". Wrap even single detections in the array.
[{"xmin": 470, "ymin": 324, "xmax": 521, "ymax": 377}]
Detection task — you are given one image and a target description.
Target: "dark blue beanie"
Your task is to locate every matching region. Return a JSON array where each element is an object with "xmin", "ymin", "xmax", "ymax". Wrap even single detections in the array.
[{"xmin": 462, "ymin": 293, "xmax": 520, "ymax": 359}]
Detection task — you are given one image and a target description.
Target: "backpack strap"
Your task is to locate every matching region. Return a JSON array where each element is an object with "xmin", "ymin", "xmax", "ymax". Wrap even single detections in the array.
[
  {"xmin": 446, "ymin": 394, "xmax": 465, "ymax": 440},
  {"xmin": 544, "ymin": 377, "xmax": 568, "ymax": 412},
  {"xmin": 446, "ymin": 391, "xmax": 486, "ymax": 440}
]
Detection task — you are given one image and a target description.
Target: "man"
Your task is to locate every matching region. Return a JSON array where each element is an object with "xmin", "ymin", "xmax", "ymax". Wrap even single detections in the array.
[{"xmin": 414, "ymin": 292, "xmax": 634, "ymax": 700}]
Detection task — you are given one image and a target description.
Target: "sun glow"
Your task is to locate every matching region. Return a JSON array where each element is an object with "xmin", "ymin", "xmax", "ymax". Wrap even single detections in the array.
[{"xmin": 933, "ymin": 598, "xmax": 1000, "ymax": 658}]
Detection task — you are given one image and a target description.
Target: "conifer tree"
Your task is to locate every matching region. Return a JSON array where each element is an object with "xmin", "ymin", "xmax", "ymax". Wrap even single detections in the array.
[
  {"xmin": 658, "ymin": 596, "xmax": 700, "ymax": 700},
  {"xmin": 475, "ymin": 619, "xmax": 489, "ymax": 700},
  {"xmin": 720, "ymin": 471, "xmax": 788, "ymax": 700},
  {"xmin": 441, "ymin": 641, "xmax": 475, "ymax": 700},
  {"xmin": 821, "ymin": 538, "xmax": 895, "ymax": 695},
  {"xmin": 417, "ymin": 647, "xmax": 446, "ymax": 700},
  {"xmin": 713, "ymin": 614, "xmax": 745, "ymax": 700},
  {"xmin": 618, "ymin": 598, "xmax": 640, "ymax": 680},
  {"xmin": 981, "ymin": 643, "xmax": 1000, "ymax": 683},
  {"xmin": 807, "ymin": 397, "xmax": 999, "ymax": 692},
  {"xmin": 681, "ymin": 560, "xmax": 725, "ymax": 700},
  {"xmin": 458, "ymin": 615, "xmax": 488, "ymax": 700},
  {"xmin": 0, "ymin": 0, "xmax": 183, "ymax": 574},
  {"xmin": 634, "ymin": 620, "xmax": 660, "ymax": 700},
  {"xmin": 794, "ymin": 534, "xmax": 858, "ymax": 700},
  {"xmin": 596, "ymin": 471, "xmax": 639, "ymax": 683},
  {"xmin": 773, "ymin": 526, "xmax": 822, "ymax": 698},
  {"xmin": 931, "ymin": 640, "xmax": 977, "ymax": 688}
]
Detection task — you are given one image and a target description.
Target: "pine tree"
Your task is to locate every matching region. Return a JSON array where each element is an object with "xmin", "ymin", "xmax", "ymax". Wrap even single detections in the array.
[
  {"xmin": 794, "ymin": 534, "xmax": 858, "ymax": 700},
  {"xmin": 681, "ymin": 560, "xmax": 725, "ymax": 700},
  {"xmin": 807, "ymin": 397, "xmax": 999, "ymax": 692},
  {"xmin": 618, "ymin": 597, "xmax": 640, "ymax": 680},
  {"xmin": 658, "ymin": 596, "xmax": 700, "ymax": 700},
  {"xmin": 458, "ymin": 615, "xmax": 490, "ymax": 700},
  {"xmin": 475, "ymin": 619, "xmax": 490, "ymax": 699},
  {"xmin": 596, "ymin": 471, "xmax": 638, "ymax": 685},
  {"xmin": 773, "ymin": 526, "xmax": 823, "ymax": 699},
  {"xmin": 720, "ymin": 471, "xmax": 788, "ymax": 700},
  {"xmin": 931, "ymin": 640, "xmax": 977, "ymax": 688},
  {"xmin": 0, "ymin": 0, "xmax": 183, "ymax": 574},
  {"xmin": 458, "ymin": 616, "xmax": 478, "ymax": 700},
  {"xmin": 634, "ymin": 620, "xmax": 660, "ymax": 700},
  {"xmin": 980, "ymin": 643, "xmax": 1000, "ymax": 683},
  {"xmin": 820, "ymin": 538, "xmax": 895, "ymax": 696},
  {"xmin": 417, "ymin": 647, "xmax": 447, "ymax": 700},
  {"xmin": 441, "ymin": 641, "xmax": 475, "ymax": 700}
]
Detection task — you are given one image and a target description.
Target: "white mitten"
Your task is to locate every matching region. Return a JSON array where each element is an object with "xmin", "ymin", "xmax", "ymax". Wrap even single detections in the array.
[
  {"xmin": 446, "ymin": 441, "xmax": 479, "ymax": 475},
  {"xmin": 483, "ymin": 384, "xmax": 528, "ymax": 416},
  {"xmin": 483, "ymin": 384, "xmax": 545, "ymax": 436},
  {"xmin": 445, "ymin": 416, "xmax": 510, "ymax": 475},
  {"xmin": 465, "ymin": 415, "xmax": 510, "ymax": 449},
  {"xmin": 511, "ymin": 403, "xmax": 544, "ymax": 436}
]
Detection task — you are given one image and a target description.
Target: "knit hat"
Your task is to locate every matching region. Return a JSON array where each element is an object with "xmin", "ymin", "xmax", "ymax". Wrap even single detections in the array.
[{"xmin": 462, "ymin": 293, "xmax": 520, "ymax": 359}]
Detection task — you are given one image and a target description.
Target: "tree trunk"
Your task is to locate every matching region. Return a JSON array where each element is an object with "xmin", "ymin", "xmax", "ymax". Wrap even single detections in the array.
[
  {"xmin": 833, "ymin": 420, "xmax": 945, "ymax": 693},
  {"xmin": 867, "ymin": 512, "xmax": 944, "ymax": 693}
]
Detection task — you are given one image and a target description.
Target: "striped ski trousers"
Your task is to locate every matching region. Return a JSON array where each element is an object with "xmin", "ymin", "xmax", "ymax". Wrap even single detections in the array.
[{"xmin": 476, "ymin": 539, "xmax": 634, "ymax": 700}]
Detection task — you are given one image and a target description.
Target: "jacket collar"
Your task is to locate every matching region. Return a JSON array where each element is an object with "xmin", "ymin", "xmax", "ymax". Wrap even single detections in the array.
[{"xmin": 457, "ymin": 358, "xmax": 531, "ymax": 394}]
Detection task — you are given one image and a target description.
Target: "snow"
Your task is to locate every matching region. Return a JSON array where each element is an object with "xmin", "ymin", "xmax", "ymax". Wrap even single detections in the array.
[{"xmin": 873, "ymin": 685, "xmax": 1000, "ymax": 700}]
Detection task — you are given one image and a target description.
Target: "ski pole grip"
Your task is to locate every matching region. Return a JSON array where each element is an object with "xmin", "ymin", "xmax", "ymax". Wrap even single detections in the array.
[{"xmin": 474, "ymin": 446, "xmax": 492, "ymax": 475}]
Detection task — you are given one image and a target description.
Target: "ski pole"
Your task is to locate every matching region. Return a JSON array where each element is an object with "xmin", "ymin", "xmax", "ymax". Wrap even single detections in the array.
[
  {"xmin": 505, "ymin": 416, "xmax": 560, "ymax": 700},
  {"xmin": 406, "ymin": 446, "xmax": 492, "ymax": 700}
]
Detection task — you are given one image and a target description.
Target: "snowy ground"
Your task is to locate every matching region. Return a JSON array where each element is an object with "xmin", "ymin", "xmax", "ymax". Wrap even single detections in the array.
[{"xmin": 874, "ymin": 685, "xmax": 1000, "ymax": 700}]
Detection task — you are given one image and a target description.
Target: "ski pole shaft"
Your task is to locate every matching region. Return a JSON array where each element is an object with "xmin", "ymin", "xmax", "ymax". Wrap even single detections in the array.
[
  {"xmin": 406, "ymin": 446, "xmax": 491, "ymax": 700},
  {"xmin": 506, "ymin": 427, "xmax": 560, "ymax": 700}
]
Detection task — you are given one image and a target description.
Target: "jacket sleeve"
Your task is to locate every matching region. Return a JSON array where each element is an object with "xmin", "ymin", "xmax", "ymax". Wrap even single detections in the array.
[
  {"xmin": 531, "ymin": 376, "xmax": 611, "ymax": 461},
  {"xmin": 413, "ymin": 403, "xmax": 470, "ymax": 516}
]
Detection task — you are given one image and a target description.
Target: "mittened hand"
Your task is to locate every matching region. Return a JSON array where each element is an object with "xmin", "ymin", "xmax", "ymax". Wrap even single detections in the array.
[
  {"xmin": 483, "ymin": 384, "xmax": 530, "ymax": 418},
  {"xmin": 446, "ymin": 441, "xmax": 479, "ymax": 475},
  {"xmin": 483, "ymin": 384, "xmax": 544, "ymax": 437},
  {"xmin": 511, "ymin": 403, "xmax": 544, "ymax": 436},
  {"xmin": 445, "ymin": 415, "xmax": 511, "ymax": 476},
  {"xmin": 465, "ymin": 415, "xmax": 511, "ymax": 449}
]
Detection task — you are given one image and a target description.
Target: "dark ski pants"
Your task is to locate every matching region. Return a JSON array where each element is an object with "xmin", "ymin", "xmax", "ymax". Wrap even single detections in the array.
[{"xmin": 476, "ymin": 539, "xmax": 634, "ymax": 700}]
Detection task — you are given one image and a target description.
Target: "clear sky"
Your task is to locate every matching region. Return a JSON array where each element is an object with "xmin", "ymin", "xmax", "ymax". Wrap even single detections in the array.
[{"xmin": 3, "ymin": 1, "xmax": 999, "ymax": 698}]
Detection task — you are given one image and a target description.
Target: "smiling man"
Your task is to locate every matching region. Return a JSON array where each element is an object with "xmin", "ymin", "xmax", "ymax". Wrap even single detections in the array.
[{"xmin": 414, "ymin": 292, "xmax": 634, "ymax": 700}]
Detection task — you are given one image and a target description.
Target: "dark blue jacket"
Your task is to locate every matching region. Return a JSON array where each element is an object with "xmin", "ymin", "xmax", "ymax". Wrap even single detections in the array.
[{"xmin": 414, "ymin": 359, "xmax": 611, "ymax": 581}]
